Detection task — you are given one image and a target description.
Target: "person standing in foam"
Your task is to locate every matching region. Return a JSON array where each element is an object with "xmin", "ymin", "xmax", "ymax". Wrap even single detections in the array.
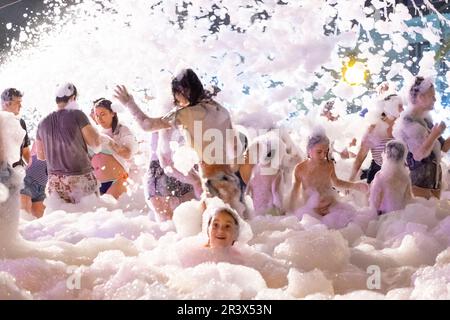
[
  {"xmin": 36, "ymin": 83, "xmax": 102, "ymax": 204},
  {"xmin": 243, "ymin": 131, "xmax": 285, "ymax": 216},
  {"xmin": 91, "ymin": 98, "xmax": 138, "ymax": 199},
  {"xmin": 0, "ymin": 110, "xmax": 26, "ymax": 245},
  {"xmin": 369, "ymin": 140, "xmax": 413, "ymax": 215},
  {"xmin": 114, "ymin": 69, "xmax": 245, "ymax": 216},
  {"xmin": 350, "ymin": 91, "xmax": 404, "ymax": 183},
  {"xmin": 290, "ymin": 129, "xmax": 369, "ymax": 216},
  {"xmin": 1, "ymin": 88, "xmax": 31, "ymax": 168},
  {"xmin": 393, "ymin": 76, "xmax": 450, "ymax": 199},
  {"xmin": 145, "ymin": 129, "xmax": 200, "ymax": 222},
  {"xmin": 19, "ymin": 143, "xmax": 48, "ymax": 218}
]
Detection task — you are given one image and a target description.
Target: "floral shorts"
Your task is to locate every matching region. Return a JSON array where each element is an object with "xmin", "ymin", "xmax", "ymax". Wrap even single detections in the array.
[{"xmin": 47, "ymin": 172, "xmax": 98, "ymax": 204}]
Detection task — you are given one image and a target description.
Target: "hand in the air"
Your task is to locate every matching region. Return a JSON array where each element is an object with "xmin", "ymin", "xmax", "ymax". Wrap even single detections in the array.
[{"xmin": 114, "ymin": 85, "xmax": 133, "ymax": 106}]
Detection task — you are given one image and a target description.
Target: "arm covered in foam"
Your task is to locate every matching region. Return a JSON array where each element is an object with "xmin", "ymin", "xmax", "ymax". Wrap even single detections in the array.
[{"xmin": 403, "ymin": 120, "xmax": 445, "ymax": 162}]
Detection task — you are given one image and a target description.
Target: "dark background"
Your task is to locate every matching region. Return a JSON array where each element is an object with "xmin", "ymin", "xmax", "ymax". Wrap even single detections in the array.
[
  {"xmin": 0, "ymin": 0, "xmax": 45, "ymax": 53},
  {"xmin": 0, "ymin": 0, "xmax": 80, "ymax": 57}
]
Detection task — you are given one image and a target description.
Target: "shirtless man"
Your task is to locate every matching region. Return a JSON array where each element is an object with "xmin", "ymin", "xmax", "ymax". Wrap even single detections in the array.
[
  {"xmin": 369, "ymin": 140, "xmax": 413, "ymax": 215},
  {"xmin": 290, "ymin": 132, "xmax": 368, "ymax": 216},
  {"xmin": 114, "ymin": 69, "xmax": 244, "ymax": 214}
]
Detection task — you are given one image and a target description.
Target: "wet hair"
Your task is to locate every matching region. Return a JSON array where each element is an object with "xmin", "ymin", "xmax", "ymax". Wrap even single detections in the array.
[
  {"xmin": 385, "ymin": 140, "xmax": 406, "ymax": 162},
  {"xmin": 409, "ymin": 76, "xmax": 433, "ymax": 105},
  {"xmin": 56, "ymin": 84, "xmax": 77, "ymax": 104},
  {"xmin": 307, "ymin": 134, "xmax": 330, "ymax": 153},
  {"xmin": 94, "ymin": 98, "xmax": 118, "ymax": 133},
  {"xmin": 1, "ymin": 88, "xmax": 23, "ymax": 104},
  {"xmin": 207, "ymin": 208, "xmax": 239, "ymax": 236},
  {"xmin": 171, "ymin": 68, "xmax": 206, "ymax": 106}
]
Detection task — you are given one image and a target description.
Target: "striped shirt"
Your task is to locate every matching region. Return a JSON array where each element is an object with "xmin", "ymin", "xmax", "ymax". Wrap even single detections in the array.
[
  {"xmin": 370, "ymin": 138, "xmax": 391, "ymax": 166},
  {"xmin": 25, "ymin": 154, "xmax": 48, "ymax": 186},
  {"xmin": 363, "ymin": 124, "xmax": 392, "ymax": 167}
]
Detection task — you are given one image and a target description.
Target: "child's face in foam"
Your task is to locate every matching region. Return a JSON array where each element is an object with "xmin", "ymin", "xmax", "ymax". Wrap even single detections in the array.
[
  {"xmin": 309, "ymin": 143, "xmax": 329, "ymax": 161},
  {"xmin": 208, "ymin": 210, "xmax": 238, "ymax": 248},
  {"xmin": 418, "ymin": 86, "xmax": 436, "ymax": 111}
]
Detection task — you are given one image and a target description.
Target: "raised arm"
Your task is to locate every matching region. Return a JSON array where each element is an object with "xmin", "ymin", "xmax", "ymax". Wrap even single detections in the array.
[{"xmin": 114, "ymin": 85, "xmax": 171, "ymax": 132}]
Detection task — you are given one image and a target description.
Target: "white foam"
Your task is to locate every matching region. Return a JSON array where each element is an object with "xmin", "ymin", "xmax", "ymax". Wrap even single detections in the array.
[{"xmin": 0, "ymin": 0, "xmax": 448, "ymax": 300}]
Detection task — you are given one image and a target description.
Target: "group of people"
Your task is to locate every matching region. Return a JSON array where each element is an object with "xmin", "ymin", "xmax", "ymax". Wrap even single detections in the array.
[
  {"xmin": 1, "ymin": 68, "xmax": 449, "ymax": 249},
  {"xmin": 1, "ymin": 84, "xmax": 138, "ymax": 218}
]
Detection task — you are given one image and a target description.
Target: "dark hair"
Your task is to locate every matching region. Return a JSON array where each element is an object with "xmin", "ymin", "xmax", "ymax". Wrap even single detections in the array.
[
  {"xmin": 208, "ymin": 208, "xmax": 239, "ymax": 226},
  {"xmin": 94, "ymin": 98, "xmax": 118, "ymax": 133},
  {"xmin": 409, "ymin": 76, "xmax": 433, "ymax": 104},
  {"xmin": 171, "ymin": 69, "xmax": 206, "ymax": 106},
  {"xmin": 56, "ymin": 84, "xmax": 78, "ymax": 104},
  {"xmin": 383, "ymin": 93, "xmax": 398, "ymax": 101},
  {"xmin": 1, "ymin": 88, "xmax": 23, "ymax": 103}
]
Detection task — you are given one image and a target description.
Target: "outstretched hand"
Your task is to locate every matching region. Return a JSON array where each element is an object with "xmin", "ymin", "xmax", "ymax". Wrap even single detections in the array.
[{"xmin": 114, "ymin": 85, "xmax": 133, "ymax": 106}]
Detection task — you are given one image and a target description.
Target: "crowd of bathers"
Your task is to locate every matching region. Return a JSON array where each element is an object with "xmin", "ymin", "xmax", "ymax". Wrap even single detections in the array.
[{"xmin": 1, "ymin": 69, "xmax": 449, "ymax": 248}]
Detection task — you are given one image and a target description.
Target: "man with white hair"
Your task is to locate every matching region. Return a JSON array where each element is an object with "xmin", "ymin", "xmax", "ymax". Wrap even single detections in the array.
[
  {"xmin": 35, "ymin": 83, "xmax": 102, "ymax": 204},
  {"xmin": 1, "ymin": 87, "xmax": 30, "ymax": 167}
]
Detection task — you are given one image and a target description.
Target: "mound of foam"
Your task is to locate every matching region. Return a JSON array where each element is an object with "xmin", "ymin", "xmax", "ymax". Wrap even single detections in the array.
[
  {"xmin": 287, "ymin": 268, "xmax": 334, "ymax": 298},
  {"xmin": 274, "ymin": 229, "xmax": 350, "ymax": 272}
]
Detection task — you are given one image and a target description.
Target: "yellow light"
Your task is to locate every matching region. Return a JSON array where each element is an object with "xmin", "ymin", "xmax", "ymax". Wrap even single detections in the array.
[{"xmin": 342, "ymin": 61, "xmax": 367, "ymax": 86}]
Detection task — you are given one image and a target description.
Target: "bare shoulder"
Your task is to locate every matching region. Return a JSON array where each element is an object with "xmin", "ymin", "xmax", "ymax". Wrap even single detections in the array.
[
  {"xmin": 296, "ymin": 160, "xmax": 308, "ymax": 170},
  {"xmin": 294, "ymin": 160, "xmax": 308, "ymax": 175},
  {"xmin": 187, "ymin": 103, "xmax": 208, "ymax": 118},
  {"xmin": 325, "ymin": 159, "xmax": 335, "ymax": 170}
]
